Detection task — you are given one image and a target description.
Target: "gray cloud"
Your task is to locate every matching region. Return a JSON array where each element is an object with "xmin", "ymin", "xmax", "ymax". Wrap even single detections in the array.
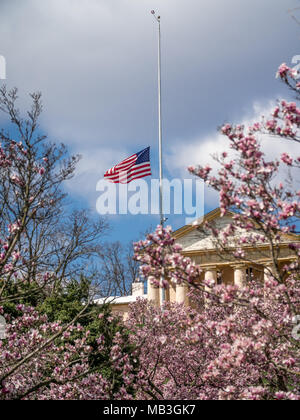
[{"xmin": 0, "ymin": 0, "xmax": 299, "ymax": 217}]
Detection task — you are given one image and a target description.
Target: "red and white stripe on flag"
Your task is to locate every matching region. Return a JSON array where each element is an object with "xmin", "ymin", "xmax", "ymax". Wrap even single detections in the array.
[{"xmin": 104, "ymin": 148, "xmax": 151, "ymax": 184}]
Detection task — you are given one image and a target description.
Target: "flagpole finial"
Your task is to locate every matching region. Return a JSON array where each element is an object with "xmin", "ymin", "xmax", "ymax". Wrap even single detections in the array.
[{"xmin": 151, "ymin": 10, "xmax": 160, "ymax": 22}]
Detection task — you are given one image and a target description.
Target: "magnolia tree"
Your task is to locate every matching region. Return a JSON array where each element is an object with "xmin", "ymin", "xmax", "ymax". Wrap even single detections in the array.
[
  {"xmin": 0, "ymin": 304, "xmax": 138, "ymax": 400},
  {"xmin": 130, "ymin": 64, "xmax": 300, "ymax": 400},
  {"xmin": 0, "ymin": 86, "xmax": 110, "ymax": 307},
  {"xmin": 0, "ymin": 88, "xmax": 138, "ymax": 399}
]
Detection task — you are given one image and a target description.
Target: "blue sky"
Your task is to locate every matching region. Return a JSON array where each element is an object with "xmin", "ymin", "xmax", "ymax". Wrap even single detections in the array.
[{"xmin": 0, "ymin": 0, "xmax": 300, "ymax": 244}]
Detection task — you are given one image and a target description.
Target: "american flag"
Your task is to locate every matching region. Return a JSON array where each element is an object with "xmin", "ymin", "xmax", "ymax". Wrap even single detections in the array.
[{"xmin": 104, "ymin": 147, "xmax": 152, "ymax": 184}]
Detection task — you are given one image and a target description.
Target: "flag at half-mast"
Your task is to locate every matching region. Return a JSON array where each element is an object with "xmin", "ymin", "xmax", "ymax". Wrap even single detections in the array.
[{"xmin": 104, "ymin": 147, "xmax": 152, "ymax": 184}]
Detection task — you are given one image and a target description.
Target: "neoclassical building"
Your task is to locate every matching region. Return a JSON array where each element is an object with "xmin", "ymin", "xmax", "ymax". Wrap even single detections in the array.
[{"xmin": 98, "ymin": 208, "xmax": 299, "ymax": 318}]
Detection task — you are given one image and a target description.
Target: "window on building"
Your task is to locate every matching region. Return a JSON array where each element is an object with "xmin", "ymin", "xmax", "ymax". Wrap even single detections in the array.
[
  {"xmin": 246, "ymin": 267, "xmax": 253, "ymax": 281},
  {"xmin": 217, "ymin": 271, "xmax": 222, "ymax": 285}
]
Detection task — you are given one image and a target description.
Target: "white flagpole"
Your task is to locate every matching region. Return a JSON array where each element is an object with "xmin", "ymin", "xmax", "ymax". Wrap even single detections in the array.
[
  {"xmin": 151, "ymin": 11, "xmax": 165, "ymax": 306},
  {"xmin": 151, "ymin": 11, "xmax": 164, "ymax": 228}
]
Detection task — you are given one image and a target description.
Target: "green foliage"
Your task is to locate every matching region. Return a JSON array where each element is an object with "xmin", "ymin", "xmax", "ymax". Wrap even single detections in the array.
[
  {"xmin": 38, "ymin": 277, "xmax": 90, "ymax": 324},
  {"xmin": 1, "ymin": 275, "xmax": 139, "ymax": 396},
  {"xmin": 0, "ymin": 279, "xmax": 46, "ymax": 318},
  {"xmin": 38, "ymin": 276, "xmax": 139, "ymax": 396}
]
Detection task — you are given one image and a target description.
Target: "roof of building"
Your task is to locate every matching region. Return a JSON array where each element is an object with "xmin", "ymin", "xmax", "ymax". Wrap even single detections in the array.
[
  {"xmin": 172, "ymin": 208, "xmax": 234, "ymax": 240},
  {"xmin": 95, "ymin": 295, "xmax": 148, "ymax": 305},
  {"xmin": 172, "ymin": 207, "xmax": 300, "ymax": 242}
]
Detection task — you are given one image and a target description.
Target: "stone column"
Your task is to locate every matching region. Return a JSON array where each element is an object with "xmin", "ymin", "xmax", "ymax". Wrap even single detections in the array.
[
  {"xmin": 160, "ymin": 285, "xmax": 166, "ymax": 307},
  {"xmin": 204, "ymin": 267, "xmax": 217, "ymax": 288},
  {"xmin": 169, "ymin": 282, "xmax": 177, "ymax": 303},
  {"xmin": 147, "ymin": 279, "xmax": 160, "ymax": 306},
  {"xmin": 204, "ymin": 267, "xmax": 217, "ymax": 301},
  {"xmin": 263, "ymin": 263, "xmax": 275, "ymax": 284},
  {"xmin": 233, "ymin": 265, "xmax": 247, "ymax": 288},
  {"xmin": 176, "ymin": 283, "xmax": 189, "ymax": 306},
  {"xmin": 132, "ymin": 281, "xmax": 144, "ymax": 297}
]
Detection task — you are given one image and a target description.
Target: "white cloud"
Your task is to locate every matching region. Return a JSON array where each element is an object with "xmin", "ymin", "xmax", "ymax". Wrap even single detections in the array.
[
  {"xmin": 1, "ymin": 0, "xmax": 299, "ymax": 213},
  {"xmin": 166, "ymin": 99, "xmax": 300, "ymax": 209}
]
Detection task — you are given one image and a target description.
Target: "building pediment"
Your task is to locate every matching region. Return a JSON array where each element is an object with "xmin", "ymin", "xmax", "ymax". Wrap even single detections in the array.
[
  {"xmin": 173, "ymin": 208, "xmax": 299, "ymax": 254},
  {"xmin": 176, "ymin": 215, "xmax": 234, "ymax": 252}
]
